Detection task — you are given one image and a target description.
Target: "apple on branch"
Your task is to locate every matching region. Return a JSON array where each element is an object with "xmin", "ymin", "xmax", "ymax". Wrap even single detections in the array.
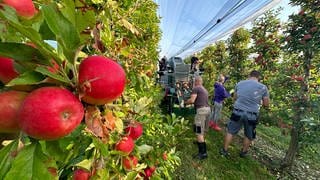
[
  {"xmin": 2, "ymin": 0, "xmax": 38, "ymax": 19},
  {"xmin": 122, "ymin": 155, "xmax": 138, "ymax": 170},
  {"xmin": 73, "ymin": 168, "xmax": 91, "ymax": 180},
  {"xmin": 78, "ymin": 56, "xmax": 126, "ymax": 105},
  {"xmin": 115, "ymin": 136, "xmax": 134, "ymax": 155},
  {"xmin": 125, "ymin": 122, "xmax": 143, "ymax": 140},
  {"xmin": 0, "ymin": 90, "xmax": 28, "ymax": 133},
  {"xmin": 0, "ymin": 57, "xmax": 19, "ymax": 84},
  {"xmin": 18, "ymin": 87, "xmax": 84, "ymax": 140}
]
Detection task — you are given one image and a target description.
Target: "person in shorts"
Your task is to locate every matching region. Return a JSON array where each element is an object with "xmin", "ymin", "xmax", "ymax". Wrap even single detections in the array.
[
  {"xmin": 220, "ymin": 70, "xmax": 270, "ymax": 157},
  {"xmin": 185, "ymin": 76, "xmax": 210, "ymax": 160}
]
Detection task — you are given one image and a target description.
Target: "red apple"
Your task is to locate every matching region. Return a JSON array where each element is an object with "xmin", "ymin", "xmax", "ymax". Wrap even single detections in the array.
[
  {"xmin": 310, "ymin": 27, "xmax": 318, "ymax": 33},
  {"xmin": 122, "ymin": 155, "xmax": 138, "ymax": 170},
  {"xmin": 125, "ymin": 122, "xmax": 143, "ymax": 140},
  {"xmin": 2, "ymin": 0, "xmax": 37, "ymax": 19},
  {"xmin": 162, "ymin": 152, "xmax": 168, "ymax": 160},
  {"xmin": 303, "ymin": 34, "xmax": 312, "ymax": 40},
  {"xmin": 47, "ymin": 59, "xmax": 60, "ymax": 74},
  {"xmin": 300, "ymin": 40, "xmax": 306, "ymax": 45},
  {"xmin": 115, "ymin": 136, "xmax": 134, "ymax": 155},
  {"xmin": 0, "ymin": 57, "xmax": 19, "ymax": 84},
  {"xmin": 298, "ymin": 10, "xmax": 305, "ymax": 16},
  {"xmin": 295, "ymin": 76, "xmax": 304, "ymax": 81},
  {"xmin": 0, "ymin": 91, "xmax": 28, "ymax": 133},
  {"xmin": 47, "ymin": 167, "xmax": 58, "ymax": 177},
  {"xmin": 0, "ymin": 57, "xmax": 33, "ymax": 91},
  {"xmin": 18, "ymin": 87, "xmax": 84, "ymax": 140},
  {"xmin": 78, "ymin": 56, "xmax": 126, "ymax": 105},
  {"xmin": 149, "ymin": 166, "xmax": 156, "ymax": 173},
  {"xmin": 73, "ymin": 168, "xmax": 91, "ymax": 180},
  {"xmin": 144, "ymin": 167, "xmax": 154, "ymax": 178},
  {"xmin": 139, "ymin": 166, "xmax": 156, "ymax": 179},
  {"xmin": 285, "ymin": 36, "xmax": 292, "ymax": 42}
]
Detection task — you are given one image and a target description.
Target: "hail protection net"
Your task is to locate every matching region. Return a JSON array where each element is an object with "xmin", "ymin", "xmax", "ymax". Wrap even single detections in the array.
[{"xmin": 154, "ymin": 0, "xmax": 283, "ymax": 59}]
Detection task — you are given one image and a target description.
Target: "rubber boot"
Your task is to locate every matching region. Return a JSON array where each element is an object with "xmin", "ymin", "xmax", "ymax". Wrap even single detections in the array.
[{"xmin": 194, "ymin": 142, "xmax": 208, "ymax": 160}]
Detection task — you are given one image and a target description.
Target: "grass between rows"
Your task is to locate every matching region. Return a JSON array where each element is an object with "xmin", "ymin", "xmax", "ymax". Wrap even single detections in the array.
[{"xmin": 172, "ymin": 107, "xmax": 275, "ymax": 180}]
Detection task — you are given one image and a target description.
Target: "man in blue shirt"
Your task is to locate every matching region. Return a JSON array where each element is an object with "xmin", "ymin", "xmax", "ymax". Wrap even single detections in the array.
[{"xmin": 220, "ymin": 70, "xmax": 270, "ymax": 157}]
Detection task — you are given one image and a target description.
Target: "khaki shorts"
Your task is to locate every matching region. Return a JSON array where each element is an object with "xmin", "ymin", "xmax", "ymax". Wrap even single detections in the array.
[{"xmin": 194, "ymin": 107, "xmax": 211, "ymax": 135}]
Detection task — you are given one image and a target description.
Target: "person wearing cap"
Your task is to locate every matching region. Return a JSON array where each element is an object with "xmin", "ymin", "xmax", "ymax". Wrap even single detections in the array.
[{"xmin": 220, "ymin": 70, "xmax": 270, "ymax": 157}]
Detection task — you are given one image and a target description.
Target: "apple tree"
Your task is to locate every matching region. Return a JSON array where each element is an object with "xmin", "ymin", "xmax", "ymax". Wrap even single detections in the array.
[
  {"xmin": 200, "ymin": 41, "xmax": 228, "ymax": 88},
  {"xmin": 281, "ymin": 0, "xmax": 320, "ymax": 168},
  {"xmin": 227, "ymin": 27, "xmax": 251, "ymax": 83},
  {"xmin": 251, "ymin": 8, "xmax": 282, "ymax": 72},
  {"xmin": 250, "ymin": 8, "xmax": 283, "ymax": 125}
]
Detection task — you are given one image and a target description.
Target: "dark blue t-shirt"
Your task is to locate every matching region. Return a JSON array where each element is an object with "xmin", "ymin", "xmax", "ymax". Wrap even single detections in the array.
[{"xmin": 213, "ymin": 82, "xmax": 230, "ymax": 103}]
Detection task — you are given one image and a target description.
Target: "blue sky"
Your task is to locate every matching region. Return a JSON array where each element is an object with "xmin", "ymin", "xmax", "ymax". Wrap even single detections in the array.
[{"xmin": 275, "ymin": 0, "xmax": 300, "ymax": 22}]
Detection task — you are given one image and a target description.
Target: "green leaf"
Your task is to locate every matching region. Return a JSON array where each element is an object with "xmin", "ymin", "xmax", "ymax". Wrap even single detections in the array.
[
  {"xmin": 35, "ymin": 66, "xmax": 71, "ymax": 84},
  {"xmin": 43, "ymin": 141, "xmax": 67, "ymax": 162},
  {"xmin": 4, "ymin": 143, "xmax": 53, "ymax": 180},
  {"xmin": 120, "ymin": 47, "xmax": 130, "ymax": 57},
  {"xmin": 75, "ymin": 159, "xmax": 92, "ymax": 171},
  {"xmin": 42, "ymin": 4, "xmax": 80, "ymax": 62},
  {"xmin": 39, "ymin": 21, "xmax": 56, "ymax": 40},
  {"xmin": 133, "ymin": 97, "xmax": 153, "ymax": 113},
  {"xmin": 0, "ymin": 43, "xmax": 49, "ymax": 65},
  {"xmin": 0, "ymin": 7, "xmax": 42, "ymax": 42},
  {"xmin": 61, "ymin": 0, "xmax": 76, "ymax": 27},
  {"xmin": 0, "ymin": 7, "xmax": 60, "ymax": 63},
  {"xmin": 6, "ymin": 71, "xmax": 45, "ymax": 86},
  {"xmin": 125, "ymin": 171, "xmax": 139, "ymax": 180},
  {"xmin": 0, "ymin": 5, "xmax": 19, "ymax": 24},
  {"xmin": 75, "ymin": 9, "xmax": 95, "ymax": 43},
  {"xmin": 100, "ymin": 17, "xmax": 113, "ymax": 45},
  {"xmin": 75, "ymin": 10, "xmax": 95, "ymax": 33},
  {"xmin": 96, "ymin": 168, "xmax": 109, "ymax": 179},
  {"xmin": 0, "ymin": 140, "xmax": 18, "ymax": 179},
  {"xmin": 136, "ymin": 144, "xmax": 153, "ymax": 154},
  {"xmin": 92, "ymin": 138, "xmax": 109, "ymax": 157}
]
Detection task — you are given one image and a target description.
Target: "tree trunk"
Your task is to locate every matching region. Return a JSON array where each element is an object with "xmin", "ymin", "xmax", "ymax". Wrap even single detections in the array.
[
  {"xmin": 281, "ymin": 123, "xmax": 300, "ymax": 168},
  {"xmin": 281, "ymin": 48, "xmax": 312, "ymax": 169}
]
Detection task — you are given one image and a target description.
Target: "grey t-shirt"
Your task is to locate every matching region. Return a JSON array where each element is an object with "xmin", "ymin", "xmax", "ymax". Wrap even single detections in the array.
[
  {"xmin": 234, "ymin": 79, "xmax": 269, "ymax": 113},
  {"xmin": 191, "ymin": 86, "xmax": 209, "ymax": 109}
]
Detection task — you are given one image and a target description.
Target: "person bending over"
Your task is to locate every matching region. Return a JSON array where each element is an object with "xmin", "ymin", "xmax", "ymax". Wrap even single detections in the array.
[{"xmin": 220, "ymin": 70, "xmax": 269, "ymax": 158}]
